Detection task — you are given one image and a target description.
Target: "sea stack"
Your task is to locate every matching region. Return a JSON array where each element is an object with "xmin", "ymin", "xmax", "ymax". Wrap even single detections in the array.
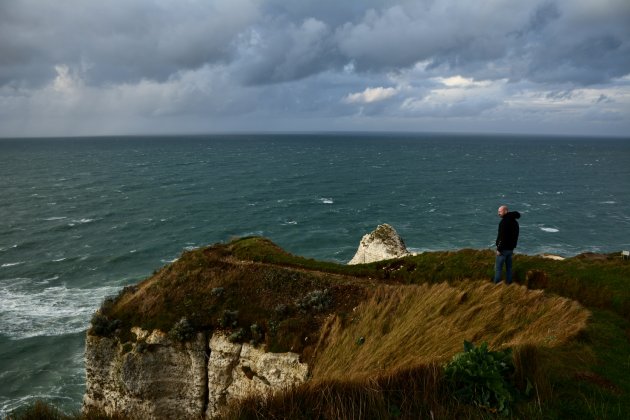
[{"xmin": 348, "ymin": 224, "xmax": 410, "ymax": 265}]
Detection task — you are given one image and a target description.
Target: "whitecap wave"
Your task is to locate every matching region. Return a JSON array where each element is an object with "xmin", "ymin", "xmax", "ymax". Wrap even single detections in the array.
[
  {"xmin": 320, "ymin": 197, "xmax": 334, "ymax": 204},
  {"xmin": 0, "ymin": 283, "xmax": 121, "ymax": 339},
  {"xmin": 74, "ymin": 218, "xmax": 95, "ymax": 224},
  {"xmin": 67, "ymin": 218, "xmax": 96, "ymax": 227},
  {"xmin": 600, "ymin": 201, "xmax": 616, "ymax": 204},
  {"xmin": 1, "ymin": 262, "xmax": 24, "ymax": 268},
  {"xmin": 43, "ymin": 216, "xmax": 67, "ymax": 221},
  {"xmin": 540, "ymin": 227, "xmax": 559, "ymax": 233}
]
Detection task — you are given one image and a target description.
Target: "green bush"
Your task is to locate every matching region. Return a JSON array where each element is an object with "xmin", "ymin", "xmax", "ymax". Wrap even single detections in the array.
[
  {"xmin": 89, "ymin": 312, "xmax": 121, "ymax": 337},
  {"xmin": 444, "ymin": 341, "xmax": 517, "ymax": 416},
  {"xmin": 250, "ymin": 323, "xmax": 264, "ymax": 345},
  {"xmin": 295, "ymin": 289, "xmax": 332, "ymax": 312},
  {"xmin": 229, "ymin": 328, "xmax": 246, "ymax": 343},
  {"xmin": 219, "ymin": 310, "xmax": 239, "ymax": 328},
  {"xmin": 168, "ymin": 317, "xmax": 195, "ymax": 342}
]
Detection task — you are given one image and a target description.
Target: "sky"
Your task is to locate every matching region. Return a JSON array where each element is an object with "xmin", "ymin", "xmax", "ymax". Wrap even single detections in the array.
[{"xmin": 1, "ymin": 0, "xmax": 629, "ymax": 138}]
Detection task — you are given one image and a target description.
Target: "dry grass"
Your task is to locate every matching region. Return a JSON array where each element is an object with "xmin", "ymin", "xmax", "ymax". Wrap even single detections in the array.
[
  {"xmin": 219, "ymin": 364, "xmax": 450, "ymax": 420},
  {"xmin": 309, "ymin": 281, "xmax": 590, "ymax": 381}
]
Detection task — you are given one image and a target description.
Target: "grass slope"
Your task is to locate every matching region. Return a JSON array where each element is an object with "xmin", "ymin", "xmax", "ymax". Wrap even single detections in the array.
[{"xmin": 11, "ymin": 237, "xmax": 630, "ymax": 419}]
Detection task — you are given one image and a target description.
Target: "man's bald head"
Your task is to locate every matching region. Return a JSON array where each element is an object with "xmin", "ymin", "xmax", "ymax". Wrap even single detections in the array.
[{"xmin": 498, "ymin": 205, "xmax": 509, "ymax": 217}]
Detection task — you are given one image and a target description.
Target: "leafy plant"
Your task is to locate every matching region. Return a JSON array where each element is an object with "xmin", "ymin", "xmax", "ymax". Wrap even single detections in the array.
[
  {"xmin": 89, "ymin": 312, "xmax": 121, "ymax": 337},
  {"xmin": 229, "ymin": 328, "xmax": 246, "ymax": 343},
  {"xmin": 444, "ymin": 341, "xmax": 517, "ymax": 415},
  {"xmin": 219, "ymin": 310, "xmax": 239, "ymax": 328},
  {"xmin": 295, "ymin": 289, "xmax": 332, "ymax": 312},
  {"xmin": 168, "ymin": 317, "xmax": 195, "ymax": 342},
  {"xmin": 250, "ymin": 323, "xmax": 264, "ymax": 345}
]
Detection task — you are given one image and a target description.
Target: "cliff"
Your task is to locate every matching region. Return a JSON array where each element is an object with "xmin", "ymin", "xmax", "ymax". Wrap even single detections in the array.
[
  {"xmin": 82, "ymin": 236, "xmax": 630, "ymax": 419},
  {"xmin": 84, "ymin": 330, "xmax": 307, "ymax": 419}
]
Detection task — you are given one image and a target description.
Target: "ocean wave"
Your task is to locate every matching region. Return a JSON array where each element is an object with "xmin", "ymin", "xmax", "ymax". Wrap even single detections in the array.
[
  {"xmin": 320, "ymin": 197, "xmax": 334, "ymax": 204},
  {"xmin": 0, "ymin": 283, "xmax": 121, "ymax": 340},
  {"xmin": 70, "ymin": 218, "xmax": 96, "ymax": 225},
  {"xmin": 540, "ymin": 227, "xmax": 559, "ymax": 233},
  {"xmin": 1, "ymin": 262, "xmax": 24, "ymax": 268},
  {"xmin": 43, "ymin": 216, "xmax": 67, "ymax": 221}
]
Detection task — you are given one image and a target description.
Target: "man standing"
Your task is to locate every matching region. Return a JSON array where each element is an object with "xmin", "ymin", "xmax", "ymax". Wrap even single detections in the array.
[{"xmin": 494, "ymin": 205, "xmax": 521, "ymax": 284}]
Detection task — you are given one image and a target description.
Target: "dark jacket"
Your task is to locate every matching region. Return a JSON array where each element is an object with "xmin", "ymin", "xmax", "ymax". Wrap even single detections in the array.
[{"xmin": 496, "ymin": 211, "xmax": 520, "ymax": 251}]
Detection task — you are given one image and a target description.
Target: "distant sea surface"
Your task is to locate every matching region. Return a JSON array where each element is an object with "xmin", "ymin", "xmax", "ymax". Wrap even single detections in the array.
[{"xmin": 1, "ymin": 133, "xmax": 629, "ymax": 415}]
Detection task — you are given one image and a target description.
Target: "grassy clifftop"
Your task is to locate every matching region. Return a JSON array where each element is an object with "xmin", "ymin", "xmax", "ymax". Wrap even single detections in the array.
[
  {"xmin": 13, "ymin": 238, "xmax": 627, "ymax": 418},
  {"xmin": 79, "ymin": 236, "xmax": 630, "ymax": 419}
]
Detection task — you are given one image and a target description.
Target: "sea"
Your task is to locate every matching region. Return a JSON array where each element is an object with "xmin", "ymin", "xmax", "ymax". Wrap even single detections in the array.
[{"xmin": 1, "ymin": 133, "xmax": 629, "ymax": 416}]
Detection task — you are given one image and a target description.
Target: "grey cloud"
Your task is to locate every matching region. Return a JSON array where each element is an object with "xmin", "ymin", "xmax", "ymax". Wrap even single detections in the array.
[
  {"xmin": 521, "ymin": 1, "xmax": 561, "ymax": 35},
  {"xmin": 3, "ymin": 0, "xmax": 629, "ymax": 90},
  {"xmin": 334, "ymin": 1, "xmax": 630, "ymax": 86},
  {"xmin": 1, "ymin": 0, "xmax": 629, "ymax": 137},
  {"xmin": 0, "ymin": 0, "xmax": 260, "ymax": 87},
  {"xmin": 232, "ymin": 17, "xmax": 343, "ymax": 85}
]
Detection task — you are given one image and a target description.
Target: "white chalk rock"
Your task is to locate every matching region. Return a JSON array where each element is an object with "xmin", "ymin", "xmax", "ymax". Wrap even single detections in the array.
[{"xmin": 348, "ymin": 224, "xmax": 410, "ymax": 265}]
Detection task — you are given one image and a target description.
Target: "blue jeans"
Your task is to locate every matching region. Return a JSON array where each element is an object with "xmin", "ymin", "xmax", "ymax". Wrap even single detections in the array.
[{"xmin": 494, "ymin": 250, "xmax": 513, "ymax": 284}]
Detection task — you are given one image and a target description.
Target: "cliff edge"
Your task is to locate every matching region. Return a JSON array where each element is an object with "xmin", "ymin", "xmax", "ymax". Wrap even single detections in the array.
[{"xmin": 83, "ymin": 236, "xmax": 599, "ymax": 419}]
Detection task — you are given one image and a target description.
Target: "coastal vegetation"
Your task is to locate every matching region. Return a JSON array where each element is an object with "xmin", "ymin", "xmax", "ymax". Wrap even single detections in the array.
[{"xmin": 9, "ymin": 237, "xmax": 630, "ymax": 419}]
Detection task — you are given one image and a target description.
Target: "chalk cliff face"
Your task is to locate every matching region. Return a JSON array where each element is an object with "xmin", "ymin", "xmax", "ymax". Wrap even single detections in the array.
[
  {"xmin": 348, "ymin": 224, "xmax": 409, "ymax": 265},
  {"xmin": 83, "ymin": 329, "xmax": 308, "ymax": 419},
  {"xmin": 205, "ymin": 333, "xmax": 308, "ymax": 418}
]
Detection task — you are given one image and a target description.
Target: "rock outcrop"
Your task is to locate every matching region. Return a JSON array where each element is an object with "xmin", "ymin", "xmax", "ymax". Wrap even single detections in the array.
[
  {"xmin": 83, "ymin": 330, "xmax": 308, "ymax": 419},
  {"xmin": 205, "ymin": 333, "xmax": 308, "ymax": 418},
  {"xmin": 348, "ymin": 224, "xmax": 410, "ymax": 265}
]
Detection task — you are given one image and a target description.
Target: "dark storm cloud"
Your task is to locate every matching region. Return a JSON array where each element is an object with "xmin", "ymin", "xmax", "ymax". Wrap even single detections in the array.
[
  {"xmin": 0, "ymin": 0, "xmax": 628, "ymax": 137},
  {"xmin": 231, "ymin": 17, "xmax": 344, "ymax": 85},
  {"xmin": 334, "ymin": 0, "xmax": 630, "ymax": 86},
  {"xmin": 0, "ymin": 0, "xmax": 260, "ymax": 87},
  {"xmin": 2, "ymin": 0, "xmax": 629, "ymax": 88}
]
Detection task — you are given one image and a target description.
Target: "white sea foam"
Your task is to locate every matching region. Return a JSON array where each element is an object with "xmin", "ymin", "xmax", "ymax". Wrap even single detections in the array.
[
  {"xmin": 540, "ymin": 227, "xmax": 559, "ymax": 233},
  {"xmin": 320, "ymin": 197, "xmax": 334, "ymax": 204},
  {"xmin": 52, "ymin": 258, "xmax": 66, "ymax": 262},
  {"xmin": 43, "ymin": 216, "xmax": 67, "ymax": 221},
  {"xmin": 75, "ymin": 218, "xmax": 95, "ymax": 224},
  {"xmin": 600, "ymin": 201, "xmax": 616, "ymax": 204},
  {"xmin": 38, "ymin": 275, "xmax": 60, "ymax": 285},
  {"xmin": 1, "ymin": 262, "xmax": 24, "ymax": 268},
  {"xmin": 161, "ymin": 257, "xmax": 179, "ymax": 263},
  {"xmin": 0, "ymin": 283, "xmax": 121, "ymax": 339}
]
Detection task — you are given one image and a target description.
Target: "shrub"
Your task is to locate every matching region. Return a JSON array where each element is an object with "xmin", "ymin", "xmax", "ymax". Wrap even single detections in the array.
[
  {"xmin": 250, "ymin": 323, "xmax": 264, "ymax": 345},
  {"xmin": 89, "ymin": 312, "xmax": 121, "ymax": 337},
  {"xmin": 219, "ymin": 310, "xmax": 239, "ymax": 328},
  {"xmin": 444, "ymin": 341, "xmax": 517, "ymax": 416},
  {"xmin": 168, "ymin": 317, "xmax": 195, "ymax": 342},
  {"xmin": 296, "ymin": 289, "xmax": 332, "ymax": 312},
  {"xmin": 229, "ymin": 328, "xmax": 246, "ymax": 343}
]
